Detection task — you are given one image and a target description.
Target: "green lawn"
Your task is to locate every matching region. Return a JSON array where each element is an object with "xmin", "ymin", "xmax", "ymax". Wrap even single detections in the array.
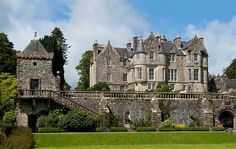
[{"xmin": 34, "ymin": 132, "xmax": 236, "ymax": 149}]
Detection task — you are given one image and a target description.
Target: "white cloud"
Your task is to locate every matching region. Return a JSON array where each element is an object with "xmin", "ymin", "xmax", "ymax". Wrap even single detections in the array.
[
  {"xmin": 186, "ymin": 16, "xmax": 236, "ymax": 75},
  {"xmin": 0, "ymin": 0, "xmax": 148, "ymax": 88}
]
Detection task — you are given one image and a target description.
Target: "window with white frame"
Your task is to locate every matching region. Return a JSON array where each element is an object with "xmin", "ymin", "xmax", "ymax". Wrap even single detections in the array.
[
  {"xmin": 148, "ymin": 82, "xmax": 155, "ymax": 90},
  {"xmin": 168, "ymin": 69, "xmax": 177, "ymax": 81},
  {"xmin": 169, "ymin": 54, "xmax": 176, "ymax": 62},
  {"xmin": 149, "ymin": 51, "xmax": 155, "ymax": 60},
  {"xmin": 107, "ymin": 73, "xmax": 112, "ymax": 82},
  {"xmin": 194, "ymin": 53, "xmax": 198, "ymax": 61},
  {"xmin": 194, "ymin": 69, "xmax": 199, "ymax": 81},
  {"xmin": 123, "ymin": 74, "xmax": 127, "ymax": 82},
  {"xmin": 136, "ymin": 67, "xmax": 142, "ymax": 80},
  {"xmin": 107, "ymin": 58, "xmax": 111, "ymax": 66},
  {"xmin": 149, "ymin": 68, "xmax": 154, "ymax": 80},
  {"xmin": 188, "ymin": 52, "xmax": 192, "ymax": 62},
  {"xmin": 188, "ymin": 69, "xmax": 192, "ymax": 81}
]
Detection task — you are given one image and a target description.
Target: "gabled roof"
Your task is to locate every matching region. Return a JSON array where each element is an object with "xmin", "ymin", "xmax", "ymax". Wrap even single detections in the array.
[{"xmin": 226, "ymin": 79, "xmax": 236, "ymax": 89}]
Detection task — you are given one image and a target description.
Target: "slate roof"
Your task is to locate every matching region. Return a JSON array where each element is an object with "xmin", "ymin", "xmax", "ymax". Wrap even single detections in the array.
[
  {"xmin": 23, "ymin": 39, "xmax": 48, "ymax": 54},
  {"xmin": 115, "ymin": 48, "xmax": 130, "ymax": 58}
]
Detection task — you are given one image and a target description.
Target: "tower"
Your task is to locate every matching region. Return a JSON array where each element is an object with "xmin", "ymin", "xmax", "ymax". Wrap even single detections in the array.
[{"xmin": 16, "ymin": 33, "xmax": 59, "ymax": 91}]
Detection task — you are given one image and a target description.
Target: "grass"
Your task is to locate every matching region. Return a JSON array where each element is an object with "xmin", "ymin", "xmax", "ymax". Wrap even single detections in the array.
[{"xmin": 34, "ymin": 132, "xmax": 236, "ymax": 149}]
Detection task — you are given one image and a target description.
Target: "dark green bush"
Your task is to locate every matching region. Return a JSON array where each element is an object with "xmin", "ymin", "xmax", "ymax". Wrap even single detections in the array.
[
  {"xmin": 4, "ymin": 127, "xmax": 33, "ymax": 149},
  {"xmin": 212, "ymin": 127, "xmax": 224, "ymax": 131},
  {"xmin": 36, "ymin": 115, "xmax": 47, "ymax": 129},
  {"xmin": 59, "ymin": 109, "xmax": 97, "ymax": 132},
  {"xmin": 88, "ymin": 82, "xmax": 110, "ymax": 91},
  {"xmin": 46, "ymin": 109, "xmax": 64, "ymax": 128},
  {"xmin": 38, "ymin": 127, "xmax": 66, "ymax": 133},
  {"xmin": 110, "ymin": 127, "xmax": 127, "ymax": 132},
  {"xmin": 137, "ymin": 127, "xmax": 157, "ymax": 132},
  {"xmin": 158, "ymin": 127, "xmax": 209, "ymax": 131},
  {"xmin": 156, "ymin": 84, "xmax": 171, "ymax": 93},
  {"xmin": 95, "ymin": 128, "xmax": 102, "ymax": 132}
]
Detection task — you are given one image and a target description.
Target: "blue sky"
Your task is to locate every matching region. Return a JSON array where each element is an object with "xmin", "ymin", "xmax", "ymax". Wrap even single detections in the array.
[{"xmin": 1, "ymin": 0, "xmax": 236, "ymax": 88}]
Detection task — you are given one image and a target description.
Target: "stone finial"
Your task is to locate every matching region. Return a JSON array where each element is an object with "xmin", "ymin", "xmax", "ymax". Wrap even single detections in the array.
[{"xmin": 34, "ymin": 32, "xmax": 37, "ymax": 38}]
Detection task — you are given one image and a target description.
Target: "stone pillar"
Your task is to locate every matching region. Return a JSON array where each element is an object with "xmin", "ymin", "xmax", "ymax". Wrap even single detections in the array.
[
  {"xmin": 55, "ymin": 71, "xmax": 61, "ymax": 91},
  {"xmin": 15, "ymin": 100, "xmax": 28, "ymax": 127},
  {"xmin": 234, "ymin": 117, "xmax": 236, "ymax": 131},
  {"xmin": 151, "ymin": 96, "xmax": 162, "ymax": 127},
  {"xmin": 99, "ymin": 97, "xmax": 111, "ymax": 131},
  {"xmin": 201, "ymin": 97, "xmax": 213, "ymax": 127}
]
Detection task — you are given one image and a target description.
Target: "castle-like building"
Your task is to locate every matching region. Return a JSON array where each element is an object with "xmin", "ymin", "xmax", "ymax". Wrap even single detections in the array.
[{"xmin": 90, "ymin": 33, "xmax": 208, "ymax": 92}]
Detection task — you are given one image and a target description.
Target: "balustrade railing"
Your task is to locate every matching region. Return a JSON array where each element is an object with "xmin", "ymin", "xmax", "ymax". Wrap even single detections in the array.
[{"xmin": 17, "ymin": 90, "xmax": 236, "ymax": 100}]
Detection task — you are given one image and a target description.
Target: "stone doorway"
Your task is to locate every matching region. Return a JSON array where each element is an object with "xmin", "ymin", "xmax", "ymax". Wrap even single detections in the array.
[
  {"xmin": 219, "ymin": 111, "xmax": 235, "ymax": 129},
  {"xmin": 28, "ymin": 115, "xmax": 37, "ymax": 132}
]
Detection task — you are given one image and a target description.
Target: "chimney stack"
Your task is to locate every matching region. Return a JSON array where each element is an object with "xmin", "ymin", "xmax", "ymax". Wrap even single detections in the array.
[{"xmin": 174, "ymin": 34, "xmax": 181, "ymax": 48}]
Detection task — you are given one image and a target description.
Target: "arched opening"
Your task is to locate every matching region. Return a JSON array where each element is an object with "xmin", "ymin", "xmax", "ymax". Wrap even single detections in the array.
[
  {"xmin": 28, "ymin": 115, "xmax": 37, "ymax": 132},
  {"xmin": 219, "ymin": 111, "xmax": 234, "ymax": 129}
]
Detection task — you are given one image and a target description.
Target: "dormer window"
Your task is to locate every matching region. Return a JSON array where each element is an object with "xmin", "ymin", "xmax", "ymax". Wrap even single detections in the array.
[
  {"xmin": 149, "ymin": 51, "xmax": 155, "ymax": 60},
  {"xmin": 123, "ymin": 60, "xmax": 127, "ymax": 67},
  {"xmin": 108, "ymin": 50, "xmax": 110, "ymax": 55},
  {"xmin": 169, "ymin": 54, "xmax": 176, "ymax": 62}
]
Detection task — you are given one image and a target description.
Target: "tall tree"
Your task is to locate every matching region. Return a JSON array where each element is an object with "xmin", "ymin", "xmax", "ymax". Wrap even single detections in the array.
[
  {"xmin": 0, "ymin": 73, "xmax": 16, "ymax": 132},
  {"xmin": 225, "ymin": 58, "xmax": 236, "ymax": 79},
  {"xmin": 0, "ymin": 33, "xmax": 16, "ymax": 75},
  {"xmin": 40, "ymin": 27, "xmax": 70, "ymax": 90},
  {"xmin": 75, "ymin": 50, "xmax": 93, "ymax": 90}
]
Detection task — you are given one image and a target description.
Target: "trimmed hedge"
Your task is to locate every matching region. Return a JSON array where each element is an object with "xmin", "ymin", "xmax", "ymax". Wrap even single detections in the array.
[
  {"xmin": 95, "ymin": 128, "xmax": 102, "ymax": 132},
  {"xmin": 159, "ymin": 127, "xmax": 209, "ymax": 131},
  {"xmin": 38, "ymin": 127, "xmax": 66, "ymax": 133},
  {"xmin": 212, "ymin": 127, "xmax": 224, "ymax": 131},
  {"xmin": 110, "ymin": 127, "xmax": 127, "ymax": 132},
  {"xmin": 136, "ymin": 127, "xmax": 157, "ymax": 132}
]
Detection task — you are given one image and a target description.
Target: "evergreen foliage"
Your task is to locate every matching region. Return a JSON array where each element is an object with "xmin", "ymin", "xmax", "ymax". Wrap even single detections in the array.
[
  {"xmin": 225, "ymin": 58, "xmax": 236, "ymax": 79},
  {"xmin": 156, "ymin": 84, "xmax": 172, "ymax": 93},
  {"xmin": 0, "ymin": 33, "xmax": 16, "ymax": 75},
  {"xmin": 40, "ymin": 27, "xmax": 70, "ymax": 90},
  {"xmin": 88, "ymin": 82, "xmax": 110, "ymax": 91}
]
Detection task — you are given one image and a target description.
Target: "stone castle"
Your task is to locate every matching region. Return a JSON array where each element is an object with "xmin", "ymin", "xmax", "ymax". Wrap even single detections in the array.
[
  {"xmin": 15, "ymin": 33, "xmax": 236, "ymax": 132},
  {"xmin": 90, "ymin": 33, "xmax": 208, "ymax": 92}
]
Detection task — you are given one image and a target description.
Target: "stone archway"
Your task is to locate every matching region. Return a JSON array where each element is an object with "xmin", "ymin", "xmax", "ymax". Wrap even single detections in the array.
[{"xmin": 219, "ymin": 110, "xmax": 236, "ymax": 130}]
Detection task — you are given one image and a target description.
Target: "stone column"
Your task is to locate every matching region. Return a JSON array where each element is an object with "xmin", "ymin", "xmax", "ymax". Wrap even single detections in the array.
[
  {"xmin": 201, "ymin": 97, "xmax": 213, "ymax": 127},
  {"xmin": 151, "ymin": 96, "xmax": 162, "ymax": 127},
  {"xmin": 55, "ymin": 71, "xmax": 61, "ymax": 91},
  {"xmin": 234, "ymin": 117, "xmax": 236, "ymax": 131},
  {"xmin": 99, "ymin": 97, "xmax": 111, "ymax": 131}
]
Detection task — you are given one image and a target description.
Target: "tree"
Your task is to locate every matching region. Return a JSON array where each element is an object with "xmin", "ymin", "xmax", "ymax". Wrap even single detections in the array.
[
  {"xmin": 208, "ymin": 78, "xmax": 218, "ymax": 92},
  {"xmin": 0, "ymin": 33, "xmax": 16, "ymax": 75},
  {"xmin": 40, "ymin": 27, "xmax": 70, "ymax": 90},
  {"xmin": 88, "ymin": 82, "xmax": 110, "ymax": 91},
  {"xmin": 0, "ymin": 73, "xmax": 16, "ymax": 132},
  {"xmin": 75, "ymin": 51, "xmax": 93, "ymax": 90},
  {"xmin": 225, "ymin": 58, "xmax": 236, "ymax": 79}
]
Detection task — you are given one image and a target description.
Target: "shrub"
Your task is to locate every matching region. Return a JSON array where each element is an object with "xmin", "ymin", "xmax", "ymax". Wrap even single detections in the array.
[
  {"xmin": 133, "ymin": 118, "xmax": 152, "ymax": 128},
  {"xmin": 160, "ymin": 119, "xmax": 175, "ymax": 128},
  {"xmin": 158, "ymin": 127, "xmax": 209, "ymax": 131},
  {"xmin": 38, "ymin": 127, "xmax": 66, "ymax": 133},
  {"xmin": 59, "ymin": 109, "xmax": 97, "ymax": 132},
  {"xmin": 136, "ymin": 127, "xmax": 156, "ymax": 132},
  {"xmin": 156, "ymin": 84, "xmax": 171, "ymax": 93},
  {"xmin": 95, "ymin": 128, "xmax": 102, "ymax": 132},
  {"xmin": 36, "ymin": 115, "xmax": 47, "ymax": 129},
  {"xmin": 175, "ymin": 123, "xmax": 186, "ymax": 128},
  {"xmin": 212, "ymin": 127, "xmax": 224, "ymax": 131},
  {"xmin": 110, "ymin": 127, "xmax": 127, "ymax": 132},
  {"xmin": 46, "ymin": 109, "xmax": 64, "ymax": 128},
  {"xmin": 4, "ymin": 127, "xmax": 33, "ymax": 149},
  {"xmin": 88, "ymin": 82, "xmax": 110, "ymax": 91}
]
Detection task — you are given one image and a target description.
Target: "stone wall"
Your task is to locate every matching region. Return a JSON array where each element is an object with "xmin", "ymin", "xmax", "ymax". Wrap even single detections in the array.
[{"xmin": 17, "ymin": 58, "xmax": 56, "ymax": 90}]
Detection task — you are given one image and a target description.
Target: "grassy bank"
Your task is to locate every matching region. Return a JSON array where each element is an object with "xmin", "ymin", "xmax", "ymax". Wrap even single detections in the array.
[{"xmin": 34, "ymin": 132, "xmax": 236, "ymax": 149}]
